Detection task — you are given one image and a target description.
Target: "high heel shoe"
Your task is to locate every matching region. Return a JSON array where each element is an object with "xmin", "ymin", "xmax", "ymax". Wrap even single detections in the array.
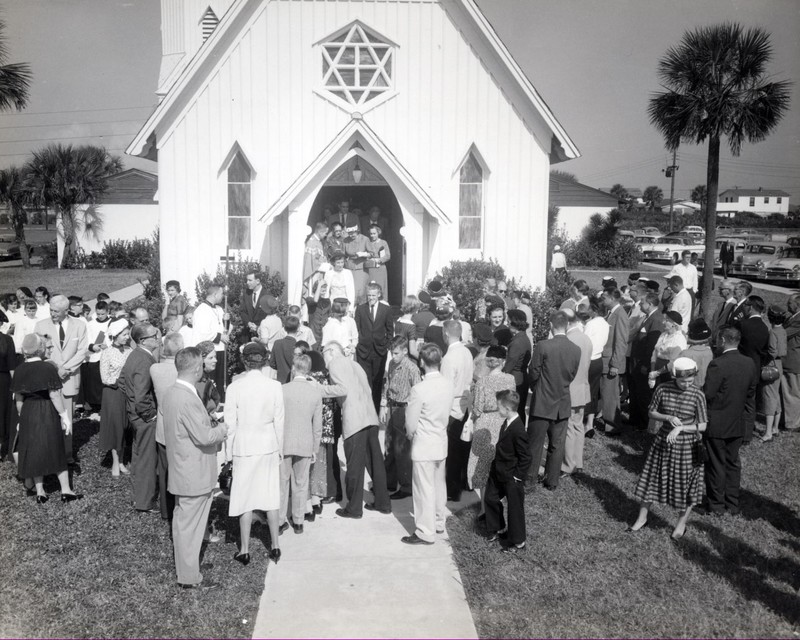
[
  {"xmin": 626, "ymin": 520, "xmax": 648, "ymax": 532},
  {"xmin": 233, "ymin": 552, "xmax": 250, "ymax": 566},
  {"xmin": 61, "ymin": 493, "xmax": 84, "ymax": 503},
  {"xmin": 269, "ymin": 548, "xmax": 281, "ymax": 564},
  {"xmin": 36, "ymin": 495, "xmax": 49, "ymax": 504}
]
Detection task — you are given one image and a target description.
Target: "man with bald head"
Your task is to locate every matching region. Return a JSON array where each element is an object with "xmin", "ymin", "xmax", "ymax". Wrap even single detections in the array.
[{"xmin": 36, "ymin": 294, "xmax": 88, "ymax": 465}]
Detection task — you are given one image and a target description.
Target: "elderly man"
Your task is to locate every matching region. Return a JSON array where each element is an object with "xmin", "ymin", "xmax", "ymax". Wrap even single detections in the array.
[
  {"xmin": 562, "ymin": 309, "xmax": 592, "ymax": 476},
  {"xmin": 35, "ymin": 294, "xmax": 88, "ymax": 466},
  {"xmin": 164, "ymin": 347, "xmax": 228, "ymax": 589},
  {"xmin": 151, "ymin": 332, "xmax": 185, "ymax": 521},
  {"xmin": 321, "ymin": 341, "xmax": 390, "ymax": 519},
  {"xmin": 118, "ymin": 323, "xmax": 161, "ymax": 513},
  {"xmin": 193, "ymin": 284, "xmax": 229, "ymax": 400},
  {"xmin": 730, "ymin": 280, "xmax": 753, "ymax": 327},
  {"xmin": 441, "ymin": 320, "xmax": 474, "ymax": 502},
  {"xmin": 343, "ymin": 224, "xmax": 371, "ymax": 305},
  {"xmin": 783, "ymin": 294, "xmax": 800, "ymax": 432},
  {"xmin": 355, "ymin": 282, "xmax": 394, "ymax": 412},
  {"xmin": 402, "ymin": 343, "xmax": 454, "ymax": 545},
  {"xmin": 710, "ymin": 279, "xmax": 737, "ymax": 349}
]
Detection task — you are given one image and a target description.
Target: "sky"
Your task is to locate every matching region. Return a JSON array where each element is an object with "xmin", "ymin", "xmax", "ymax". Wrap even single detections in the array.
[{"xmin": 1, "ymin": 0, "xmax": 798, "ymax": 202}]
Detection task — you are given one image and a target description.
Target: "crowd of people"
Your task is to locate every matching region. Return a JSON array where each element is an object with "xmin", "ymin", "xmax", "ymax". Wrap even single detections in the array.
[{"xmin": 0, "ymin": 253, "xmax": 795, "ymax": 588}]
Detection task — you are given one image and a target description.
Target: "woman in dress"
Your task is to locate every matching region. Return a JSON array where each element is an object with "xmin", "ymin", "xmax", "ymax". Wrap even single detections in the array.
[
  {"xmin": 394, "ymin": 295, "xmax": 418, "ymax": 360},
  {"xmin": 467, "ymin": 345, "xmax": 516, "ymax": 508},
  {"xmin": 99, "ymin": 319, "xmax": 133, "ymax": 477},
  {"xmin": 162, "ymin": 279, "xmax": 189, "ymax": 332},
  {"xmin": 762, "ymin": 305, "xmax": 787, "ymax": 442},
  {"xmin": 322, "ymin": 253, "xmax": 355, "ymax": 309},
  {"xmin": 321, "ymin": 298, "xmax": 358, "ymax": 358},
  {"xmin": 365, "ymin": 225, "xmax": 390, "ymax": 300},
  {"xmin": 581, "ymin": 298, "xmax": 610, "ymax": 435},
  {"xmin": 224, "ymin": 342, "xmax": 284, "ymax": 565},
  {"xmin": 629, "ymin": 357, "xmax": 707, "ymax": 540},
  {"xmin": 14, "ymin": 334, "xmax": 82, "ymax": 503},
  {"xmin": 194, "ymin": 341, "xmax": 222, "ymax": 418},
  {"xmin": 649, "ymin": 310, "xmax": 688, "ymax": 386}
]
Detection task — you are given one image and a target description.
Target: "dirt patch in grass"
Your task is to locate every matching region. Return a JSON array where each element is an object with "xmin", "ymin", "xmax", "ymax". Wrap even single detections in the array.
[
  {"xmin": 449, "ymin": 426, "xmax": 800, "ymax": 638},
  {"xmin": 0, "ymin": 268, "xmax": 146, "ymax": 300}
]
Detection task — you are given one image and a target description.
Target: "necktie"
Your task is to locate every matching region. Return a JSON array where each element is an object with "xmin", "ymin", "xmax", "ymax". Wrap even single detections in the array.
[
  {"xmin": 499, "ymin": 419, "xmax": 508, "ymax": 439},
  {"xmin": 252, "ymin": 290, "xmax": 257, "ymax": 307},
  {"xmin": 371, "ymin": 305, "xmax": 376, "ymax": 321},
  {"xmin": 59, "ymin": 322, "xmax": 65, "ymax": 348}
]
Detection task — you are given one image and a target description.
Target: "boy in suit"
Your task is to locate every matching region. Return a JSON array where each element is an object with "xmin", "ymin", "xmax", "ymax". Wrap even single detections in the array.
[
  {"xmin": 271, "ymin": 316, "xmax": 299, "ymax": 383},
  {"xmin": 484, "ymin": 390, "xmax": 532, "ymax": 553}
]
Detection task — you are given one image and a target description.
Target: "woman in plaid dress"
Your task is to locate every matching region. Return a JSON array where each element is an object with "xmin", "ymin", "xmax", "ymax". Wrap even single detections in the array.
[{"xmin": 630, "ymin": 357, "xmax": 707, "ymax": 540}]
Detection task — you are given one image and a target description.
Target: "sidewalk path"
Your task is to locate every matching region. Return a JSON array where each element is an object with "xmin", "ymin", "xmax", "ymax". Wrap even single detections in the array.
[
  {"xmin": 85, "ymin": 282, "xmax": 144, "ymax": 310},
  {"xmin": 252, "ymin": 443, "xmax": 479, "ymax": 639}
]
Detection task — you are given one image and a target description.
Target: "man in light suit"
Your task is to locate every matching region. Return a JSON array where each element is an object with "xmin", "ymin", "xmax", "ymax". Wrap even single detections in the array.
[
  {"xmin": 280, "ymin": 354, "xmax": 323, "ymax": 533},
  {"xmin": 163, "ymin": 347, "xmax": 228, "ymax": 589},
  {"xmin": 240, "ymin": 271, "xmax": 268, "ymax": 340},
  {"xmin": 599, "ymin": 288, "xmax": 629, "ymax": 435},
  {"xmin": 118, "ymin": 323, "xmax": 160, "ymax": 513},
  {"xmin": 355, "ymin": 282, "xmax": 394, "ymax": 412},
  {"xmin": 561, "ymin": 310, "xmax": 592, "ymax": 476},
  {"xmin": 402, "ymin": 343, "xmax": 454, "ymax": 545},
  {"xmin": 710, "ymin": 279, "xmax": 737, "ymax": 350},
  {"xmin": 35, "ymin": 294, "xmax": 88, "ymax": 465},
  {"xmin": 321, "ymin": 341, "xmax": 390, "ymax": 519}
]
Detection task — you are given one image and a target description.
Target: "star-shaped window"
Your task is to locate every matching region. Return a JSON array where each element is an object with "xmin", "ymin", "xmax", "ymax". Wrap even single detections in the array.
[{"xmin": 321, "ymin": 22, "xmax": 394, "ymax": 107}]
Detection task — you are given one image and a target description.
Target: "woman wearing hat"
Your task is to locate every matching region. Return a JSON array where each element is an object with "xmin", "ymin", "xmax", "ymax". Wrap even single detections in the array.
[
  {"xmin": 762, "ymin": 306, "xmax": 788, "ymax": 442},
  {"xmin": 649, "ymin": 311, "xmax": 688, "ymax": 386},
  {"xmin": 629, "ymin": 357, "xmax": 707, "ymax": 540},
  {"xmin": 99, "ymin": 319, "xmax": 134, "ymax": 477},
  {"xmin": 677, "ymin": 319, "xmax": 714, "ymax": 388},
  {"xmin": 14, "ymin": 334, "xmax": 82, "ymax": 502}
]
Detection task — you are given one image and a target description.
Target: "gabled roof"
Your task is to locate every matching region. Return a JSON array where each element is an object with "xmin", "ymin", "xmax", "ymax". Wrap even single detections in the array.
[
  {"xmin": 100, "ymin": 169, "xmax": 159, "ymax": 205},
  {"xmin": 260, "ymin": 118, "xmax": 448, "ymax": 224},
  {"xmin": 549, "ymin": 175, "xmax": 620, "ymax": 208},
  {"xmin": 719, "ymin": 188, "xmax": 790, "ymax": 198},
  {"xmin": 127, "ymin": 0, "xmax": 579, "ymax": 163}
]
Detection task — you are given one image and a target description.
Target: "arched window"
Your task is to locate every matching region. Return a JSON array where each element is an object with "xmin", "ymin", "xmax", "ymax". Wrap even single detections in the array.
[
  {"xmin": 459, "ymin": 152, "xmax": 483, "ymax": 249},
  {"xmin": 227, "ymin": 153, "xmax": 251, "ymax": 250},
  {"xmin": 201, "ymin": 8, "xmax": 219, "ymax": 42}
]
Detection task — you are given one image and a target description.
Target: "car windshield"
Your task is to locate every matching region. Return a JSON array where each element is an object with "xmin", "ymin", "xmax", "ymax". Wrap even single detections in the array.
[
  {"xmin": 783, "ymin": 248, "xmax": 800, "ymax": 259},
  {"xmin": 750, "ymin": 246, "xmax": 776, "ymax": 255}
]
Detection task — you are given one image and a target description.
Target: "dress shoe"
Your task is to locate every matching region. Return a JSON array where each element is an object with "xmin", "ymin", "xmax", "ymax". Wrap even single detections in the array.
[
  {"xmin": 68, "ymin": 463, "xmax": 82, "ymax": 475},
  {"xmin": 26, "ymin": 487, "xmax": 37, "ymax": 497},
  {"xmin": 135, "ymin": 507, "xmax": 158, "ymax": 514},
  {"xmin": 278, "ymin": 522, "xmax": 290, "ymax": 535},
  {"xmin": 61, "ymin": 493, "xmax": 84, "ymax": 503},
  {"xmin": 179, "ymin": 581, "xmax": 220, "ymax": 591},
  {"xmin": 36, "ymin": 495, "xmax": 49, "ymax": 504},
  {"xmin": 233, "ymin": 552, "xmax": 250, "ymax": 566},
  {"xmin": 304, "ymin": 512, "xmax": 316, "ymax": 522},
  {"xmin": 292, "ymin": 523, "xmax": 304, "ymax": 534},
  {"xmin": 543, "ymin": 484, "xmax": 557, "ymax": 492},
  {"xmin": 436, "ymin": 528, "xmax": 445, "ymax": 534},
  {"xmin": 320, "ymin": 496, "xmax": 337, "ymax": 505},
  {"xmin": 476, "ymin": 513, "xmax": 486, "ymax": 523},
  {"xmin": 401, "ymin": 533, "xmax": 434, "ymax": 545},
  {"xmin": 584, "ymin": 428, "xmax": 595, "ymax": 439},
  {"xmin": 626, "ymin": 521, "xmax": 648, "ymax": 532},
  {"xmin": 501, "ymin": 542, "xmax": 526, "ymax": 554},
  {"xmin": 560, "ymin": 472, "xmax": 572, "ymax": 479},
  {"xmin": 487, "ymin": 531, "xmax": 508, "ymax": 543},
  {"xmin": 335, "ymin": 508, "xmax": 362, "ymax": 519},
  {"xmin": 364, "ymin": 503, "xmax": 391, "ymax": 514},
  {"xmin": 312, "ymin": 503, "xmax": 323, "ymax": 515},
  {"xmin": 390, "ymin": 490, "xmax": 412, "ymax": 500},
  {"xmin": 268, "ymin": 548, "xmax": 281, "ymax": 564}
]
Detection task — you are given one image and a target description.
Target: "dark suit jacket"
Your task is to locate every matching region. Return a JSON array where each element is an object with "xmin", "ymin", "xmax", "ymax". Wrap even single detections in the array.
[
  {"xmin": 711, "ymin": 298, "xmax": 736, "ymax": 341},
  {"xmin": 630, "ymin": 310, "xmax": 663, "ymax": 376},
  {"xmin": 704, "ymin": 349, "xmax": 758, "ymax": 439},
  {"xmin": 529, "ymin": 334, "xmax": 581, "ymax": 420},
  {"xmin": 503, "ymin": 331, "xmax": 531, "ymax": 387},
  {"xmin": 730, "ymin": 300, "xmax": 747, "ymax": 327},
  {"xmin": 602, "ymin": 305, "xmax": 629, "ymax": 373},
  {"xmin": 270, "ymin": 336, "xmax": 297, "ymax": 384},
  {"xmin": 240, "ymin": 287, "xmax": 268, "ymax": 329},
  {"xmin": 354, "ymin": 301, "xmax": 394, "ymax": 359},
  {"xmin": 118, "ymin": 346, "xmax": 157, "ymax": 425},
  {"xmin": 490, "ymin": 416, "xmax": 532, "ymax": 483},
  {"xmin": 739, "ymin": 315, "xmax": 770, "ymax": 370}
]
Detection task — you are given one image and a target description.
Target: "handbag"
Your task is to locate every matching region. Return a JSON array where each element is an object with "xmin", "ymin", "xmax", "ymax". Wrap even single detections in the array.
[
  {"xmin": 218, "ymin": 461, "xmax": 233, "ymax": 496},
  {"xmin": 460, "ymin": 416, "xmax": 474, "ymax": 443},
  {"xmin": 761, "ymin": 359, "xmax": 780, "ymax": 382},
  {"xmin": 692, "ymin": 437, "xmax": 708, "ymax": 467}
]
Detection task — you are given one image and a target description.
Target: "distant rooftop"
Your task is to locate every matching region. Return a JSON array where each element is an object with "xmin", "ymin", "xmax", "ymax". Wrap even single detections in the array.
[{"xmin": 719, "ymin": 188, "xmax": 790, "ymax": 198}]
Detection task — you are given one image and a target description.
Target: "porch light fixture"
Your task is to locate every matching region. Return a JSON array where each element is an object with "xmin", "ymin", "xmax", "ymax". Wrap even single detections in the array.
[{"xmin": 352, "ymin": 159, "xmax": 363, "ymax": 184}]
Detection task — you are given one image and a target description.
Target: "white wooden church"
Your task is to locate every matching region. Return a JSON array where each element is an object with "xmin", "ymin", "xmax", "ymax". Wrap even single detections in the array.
[{"xmin": 127, "ymin": 0, "xmax": 579, "ymax": 305}]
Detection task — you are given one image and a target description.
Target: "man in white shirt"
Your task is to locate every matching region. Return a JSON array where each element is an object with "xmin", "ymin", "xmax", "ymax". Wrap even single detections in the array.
[
  {"xmin": 402, "ymin": 343, "xmax": 455, "ymax": 545},
  {"xmin": 668, "ymin": 250, "xmax": 699, "ymax": 310},
  {"xmin": 551, "ymin": 245, "xmax": 567, "ymax": 273},
  {"xmin": 440, "ymin": 320, "xmax": 474, "ymax": 501},
  {"xmin": 667, "ymin": 275, "xmax": 692, "ymax": 334},
  {"xmin": 192, "ymin": 284, "xmax": 229, "ymax": 399},
  {"xmin": 84, "ymin": 300, "xmax": 112, "ymax": 419}
]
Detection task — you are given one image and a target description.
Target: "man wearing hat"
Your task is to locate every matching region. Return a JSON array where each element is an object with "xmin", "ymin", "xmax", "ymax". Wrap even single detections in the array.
[
  {"xmin": 343, "ymin": 225, "xmax": 371, "ymax": 306},
  {"xmin": 601, "ymin": 277, "xmax": 617, "ymax": 292},
  {"xmin": 550, "ymin": 245, "xmax": 567, "ymax": 273}
]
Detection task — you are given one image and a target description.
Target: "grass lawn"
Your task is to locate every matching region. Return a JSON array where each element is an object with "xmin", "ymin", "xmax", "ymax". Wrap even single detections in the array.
[
  {"xmin": 0, "ymin": 268, "xmax": 147, "ymax": 300},
  {"xmin": 449, "ymin": 425, "xmax": 800, "ymax": 638},
  {"xmin": 0, "ymin": 419, "xmax": 266, "ymax": 637}
]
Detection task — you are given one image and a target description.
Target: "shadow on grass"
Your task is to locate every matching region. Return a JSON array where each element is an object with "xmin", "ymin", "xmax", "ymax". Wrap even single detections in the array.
[
  {"xmin": 739, "ymin": 488, "xmax": 800, "ymax": 538},
  {"xmin": 606, "ymin": 442, "xmax": 647, "ymax": 476},
  {"xmin": 682, "ymin": 519, "xmax": 800, "ymax": 625},
  {"xmin": 573, "ymin": 471, "xmax": 671, "ymax": 531}
]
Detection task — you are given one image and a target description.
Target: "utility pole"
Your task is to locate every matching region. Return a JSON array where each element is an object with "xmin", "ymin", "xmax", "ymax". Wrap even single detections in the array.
[{"xmin": 664, "ymin": 150, "xmax": 679, "ymax": 232}]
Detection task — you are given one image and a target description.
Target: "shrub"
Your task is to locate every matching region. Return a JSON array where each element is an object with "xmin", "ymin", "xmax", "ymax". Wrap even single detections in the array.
[
  {"xmin": 433, "ymin": 258, "xmax": 506, "ymax": 324},
  {"xmin": 123, "ymin": 295, "xmax": 164, "ymax": 333},
  {"xmin": 101, "ymin": 238, "xmax": 154, "ymax": 269},
  {"xmin": 528, "ymin": 288, "xmax": 557, "ymax": 343},
  {"xmin": 142, "ymin": 228, "xmax": 162, "ymax": 302},
  {"xmin": 564, "ymin": 237, "xmax": 639, "ymax": 269},
  {"xmin": 546, "ymin": 270, "xmax": 574, "ymax": 309}
]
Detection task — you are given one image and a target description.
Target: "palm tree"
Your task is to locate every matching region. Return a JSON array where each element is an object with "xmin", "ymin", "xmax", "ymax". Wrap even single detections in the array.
[
  {"xmin": 0, "ymin": 18, "xmax": 31, "ymax": 112},
  {"xmin": 643, "ymin": 185, "xmax": 663, "ymax": 210},
  {"xmin": 649, "ymin": 23, "xmax": 791, "ymax": 320},
  {"xmin": 550, "ymin": 170, "xmax": 579, "ymax": 183},
  {"xmin": 610, "ymin": 183, "xmax": 632, "ymax": 210},
  {"xmin": 0, "ymin": 166, "xmax": 32, "ymax": 267},
  {"xmin": 25, "ymin": 144, "xmax": 123, "ymax": 268},
  {"xmin": 690, "ymin": 184, "xmax": 708, "ymax": 209}
]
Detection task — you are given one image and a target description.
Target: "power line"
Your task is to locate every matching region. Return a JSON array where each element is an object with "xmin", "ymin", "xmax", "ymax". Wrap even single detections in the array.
[
  {"xmin": 0, "ymin": 147, "xmax": 130, "ymax": 158},
  {"xmin": 0, "ymin": 131, "xmax": 140, "ymax": 144},
  {"xmin": 0, "ymin": 104, "xmax": 155, "ymax": 117},
  {"xmin": 0, "ymin": 118, "xmax": 145, "ymax": 131}
]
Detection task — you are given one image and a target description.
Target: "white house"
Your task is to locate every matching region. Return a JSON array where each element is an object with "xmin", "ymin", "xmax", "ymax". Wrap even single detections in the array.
[
  {"xmin": 717, "ymin": 188, "xmax": 790, "ymax": 217},
  {"xmin": 126, "ymin": 0, "xmax": 579, "ymax": 305},
  {"xmin": 57, "ymin": 169, "xmax": 160, "ymax": 264},
  {"xmin": 549, "ymin": 176, "xmax": 620, "ymax": 239}
]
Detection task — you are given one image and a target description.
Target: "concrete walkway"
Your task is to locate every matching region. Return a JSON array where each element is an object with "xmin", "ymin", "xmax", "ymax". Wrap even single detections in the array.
[
  {"xmin": 85, "ymin": 282, "xmax": 145, "ymax": 310},
  {"xmin": 252, "ymin": 442, "xmax": 479, "ymax": 639}
]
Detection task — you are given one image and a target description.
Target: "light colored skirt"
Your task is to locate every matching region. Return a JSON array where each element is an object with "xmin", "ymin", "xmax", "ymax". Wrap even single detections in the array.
[{"xmin": 229, "ymin": 451, "xmax": 280, "ymax": 517}]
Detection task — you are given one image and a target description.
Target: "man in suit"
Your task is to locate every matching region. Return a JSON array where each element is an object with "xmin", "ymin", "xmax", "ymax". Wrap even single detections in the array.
[
  {"xmin": 729, "ymin": 280, "xmax": 753, "ymax": 327},
  {"xmin": 325, "ymin": 199, "xmax": 359, "ymax": 229},
  {"xmin": 599, "ymin": 288, "xmax": 629, "ymax": 435},
  {"xmin": 163, "ymin": 347, "xmax": 228, "ymax": 589},
  {"xmin": 321, "ymin": 341, "xmax": 390, "ymax": 519},
  {"xmin": 720, "ymin": 240, "xmax": 735, "ymax": 278},
  {"xmin": 703, "ymin": 327, "xmax": 758, "ymax": 516},
  {"xmin": 628, "ymin": 291, "xmax": 663, "ymax": 428},
  {"xmin": 527, "ymin": 310, "xmax": 580, "ymax": 490},
  {"xmin": 710, "ymin": 279, "xmax": 737, "ymax": 350},
  {"xmin": 355, "ymin": 282, "xmax": 394, "ymax": 412},
  {"xmin": 270, "ymin": 316, "xmax": 299, "ymax": 383},
  {"xmin": 240, "ymin": 271, "xmax": 268, "ymax": 340},
  {"xmin": 402, "ymin": 343, "xmax": 454, "ymax": 545},
  {"xmin": 280, "ymin": 354, "xmax": 323, "ymax": 533},
  {"xmin": 35, "ymin": 294, "xmax": 88, "ymax": 465},
  {"xmin": 150, "ymin": 332, "xmax": 184, "ymax": 521},
  {"xmin": 118, "ymin": 323, "xmax": 160, "ymax": 513},
  {"xmin": 502, "ymin": 309, "xmax": 532, "ymax": 423},
  {"xmin": 561, "ymin": 310, "xmax": 592, "ymax": 476},
  {"xmin": 737, "ymin": 295, "xmax": 769, "ymax": 444}
]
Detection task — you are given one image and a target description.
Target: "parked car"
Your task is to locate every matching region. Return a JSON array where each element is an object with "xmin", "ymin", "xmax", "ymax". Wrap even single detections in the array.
[
  {"xmin": 633, "ymin": 227, "xmax": 661, "ymax": 236},
  {"xmin": 681, "ymin": 225, "xmax": 705, "ymax": 237},
  {"xmin": 787, "ymin": 236, "xmax": 800, "ymax": 247},
  {"xmin": 0, "ymin": 235, "xmax": 29, "ymax": 261},
  {"xmin": 618, "ymin": 230, "xmax": 635, "ymax": 238},
  {"xmin": 759, "ymin": 246, "xmax": 800, "ymax": 283},
  {"xmin": 697, "ymin": 237, "xmax": 747, "ymax": 271},
  {"xmin": 634, "ymin": 234, "xmax": 664, "ymax": 249},
  {"xmin": 730, "ymin": 242, "xmax": 789, "ymax": 278},
  {"xmin": 640, "ymin": 236, "xmax": 705, "ymax": 264}
]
